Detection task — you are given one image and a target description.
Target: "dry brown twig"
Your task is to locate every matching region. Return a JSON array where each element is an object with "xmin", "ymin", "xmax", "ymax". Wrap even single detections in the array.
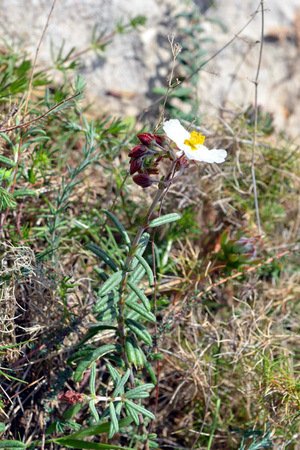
[
  {"xmin": 142, "ymin": 1, "xmax": 263, "ymax": 117},
  {"xmin": 194, "ymin": 247, "xmax": 297, "ymax": 301},
  {"xmin": 11, "ymin": 0, "xmax": 57, "ymax": 189},
  {"xmin": 154, "ymin": 34, "xmax": 182, "ymax": 132},
  {"xmin": 0, "ymin": 0, "xmax": 58, "ymax": 233},
  {"xmin": 251, "ymin": 0, "xmax": 265, "ymax": 236}
]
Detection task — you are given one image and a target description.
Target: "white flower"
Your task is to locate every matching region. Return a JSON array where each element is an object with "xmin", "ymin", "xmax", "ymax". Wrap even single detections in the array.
[{"xmin": 163, "ymin": 119, "xmax": 227, "ymax": 164}]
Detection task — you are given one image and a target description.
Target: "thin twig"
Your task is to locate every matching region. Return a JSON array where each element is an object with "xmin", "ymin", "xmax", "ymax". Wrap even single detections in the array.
[
  {"xmin": 13, "ymin": 0, "xmax": 57, "ymax": 187},
  {"xmin": 251, "ymin": 1, "xmax": 264, "ymax": 235},
  {"xmin": 184, "ymin": 3, "xmax": 262, "ymax": 84},
  {"xmin": 0, "ymin": 92, "xmax": 81, "ymax": 232},
  {"xmin": 0, "ymin": 92, "xmax": 81, "ymax": 134},
  {"xmin": 195, "ymin": 248, "xmax": 296, "ymax": 300},
  {"xmin": 141, "ymin": 2, "xmax": 262, "ymax": 117},
  {"xmin": 67, "ymin": 32, "xmax": 115, "ymax": 62},
  {"xmin": 0, "ymin": 0, "xmax": 57, "ymax": 232},
  {"xmin": 154, "ymin": 35, "xmax": 181, "ymax": 132}
]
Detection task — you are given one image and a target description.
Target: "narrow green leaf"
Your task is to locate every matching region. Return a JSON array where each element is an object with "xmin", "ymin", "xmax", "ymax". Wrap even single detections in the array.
[
  {"xmin": 134, "ymin": 253, "xmax": 154, "ymax": 286},
  {"xmin": 124, "ymin": 399, "xmax": 155, "ymax": 420},
  {"xmin": 145, "ymin": 360, "xmax": 157, "ymax": 384},
  {"xmin": 87, "ymin": 243, "xmax": 119, "ymax": 272},
  {"xmin": 74, "ymin": 344, "xmax": 121, "ymax": 382},
  {"xmin": 135, "ymin": 346, "xmax": 145, "ymax": 367},
  {"xmin": 60, "ymin": 417, "xmax": 132, "ymax": 440},
  {"xmin": 128, "ymin": 263, "xmax": 145, "ymax": 284},
  {"xmin": 89, "ymin": 399, "xmax": 99, "ymax": 422},
  {"xmin": 94, "ymin": 297, "xmax": 116, "ymax": 314},
  {"xmin": 127, "ymin": 280, "xmax": 150, "ymax": 311},
  {"xmin": 0, "ymin": 370, "xmax": 27, "ymax": 383},
  {"xmin": 102, "ymin": 209, "xmax": 131, "ymax": 245},
  {"xmin": 207, "ymin": 397, "xmax": 221, "ymax": 450},
  {"xmin": 76, "ymin": 325, "xmax": 118, "ymax": 347},
  {"xmin": 13, "ymin": 189, "xmax": 37, "ymax": 198},
  {"xmin": 125, "ymin": 337, "xmax": 138, "ymax": 366},
  {"xmin": 99, "ymin": 308, "xmax": 118, "ymax": 324},
  {"xmin": 67, "ymin": 348, "xmax": 94, "ymax": 364},
  {"xmin": 125, "ymin": 318, "xmax": 152, "ymax": 345},
  {"xmin": 114, "ymin": 401, "xmax": 122, "ymax": 416},
  {"xmin": 126, "ymin": 391, "xmax": 150, "ymax": 399},
  {"xmin": 149, "ymin": 213, "xmax": 181, "ymax": 228},
  {"xmin": 0, "ymin": 422, "xmax": 5, "ymax": 432},
  {"xmin": 63, "ymin": 403, "xmax": 83, "ymax": 421},
  {"xmin": 112, "ymin": 368, "xmax": 130, "ymax": 397},
  {"xmin": 0, "ymin": 155, "xmax": 15, "ymax": 167},
  {"xmin": 97, "ymin": 270, "xmax": 122, "ymax": 297},
  {"xmin": 0, "ymin": 340, "xmax": 30, "ymax": 350},
  {"xmin": 109, "ymin": 402, "xmax": 119, "ymax": 438},
  {"xmin": 125, "ymin": 290, "xmax": 138, "ymax": 304},
  {"xmin": 131, "ymin": 232, "xmax": 150, "ymax": 269},
  {"xmin": 0, "ymin": 132, "xmax": 14, "ymax": 147},
  {"xmin": 125, "ymin": 402, "xmax": 139, "ymax": 426},
  {"xmin": 107, "ymin": 363, "xmax": 121, "ymax": 384},
  {"xmin": 0, "ymin": 441, "xmax": 26, "ymax": 449},
  {"xmin": 52, "ymin": 438, "xmax": 129, "ymax": 449},
  {"xmin": 125, "ymin": 309, "xmax": 140, "ymax": 321},
  {"xmin": 89, "ymin": 362, "xmax": 97, "ymax": 396},
  {"xmin": 125, "ymin": 383, "xmax": 154, "ymax": 399},
  {"xmin": 126, "ymin": 300, "xmax": 156, "ymax": 323},
  {"xmin": 94, "ymin": 267, "xmax": 108, "ymax": 281}
]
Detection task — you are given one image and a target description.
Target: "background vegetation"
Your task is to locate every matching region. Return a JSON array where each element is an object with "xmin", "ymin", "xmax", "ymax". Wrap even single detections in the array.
[{"xmin": 0, "ymin": 2, "xmax": 299, "ymax": 449}]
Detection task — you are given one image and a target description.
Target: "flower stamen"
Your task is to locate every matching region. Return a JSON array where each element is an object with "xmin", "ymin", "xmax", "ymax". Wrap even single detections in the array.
[{"xmin": 184, "ymin": 131, "xmax": 205, "ymax": 151}]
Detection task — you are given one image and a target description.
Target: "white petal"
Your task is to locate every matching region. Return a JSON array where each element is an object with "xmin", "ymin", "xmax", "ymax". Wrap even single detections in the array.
[
  {"xmin": 206, "ymin": 149, "xmax": 227, "ymax": 163},
  {"xmin": 184, "ymin": 145, "xmax": 227, "ymax": 164},
  {"xmin": 163, "ymin": 119, "xmax": 190, "ymax": 148}
]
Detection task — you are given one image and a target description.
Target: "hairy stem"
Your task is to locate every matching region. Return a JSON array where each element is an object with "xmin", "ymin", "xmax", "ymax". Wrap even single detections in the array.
[{"xmin": 117, "ymin": 160, "xmax": 179, "ymax": 386}]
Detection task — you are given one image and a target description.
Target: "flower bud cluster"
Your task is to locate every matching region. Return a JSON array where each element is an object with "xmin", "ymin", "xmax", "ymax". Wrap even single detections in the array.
[
  {"xmin": 129, "ymin": 133, "xmax": 166, "ymax": 188},
  {"xmin": 58, "ymin": 390, "xmax": 84, "ymax": 405}
]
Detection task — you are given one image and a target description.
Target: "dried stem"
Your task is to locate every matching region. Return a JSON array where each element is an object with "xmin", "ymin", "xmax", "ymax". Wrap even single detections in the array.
[
  {"xmin": 0, "ymin": 0, "xmax": 57, "ymax": 232},
  {"xmin": 184, "ymin": 1, "xmax": 262, "ymax": 84},
  {"xmin": 142, "ymin": 2, "xmax": 262, "ymax": 116},
  {"xmin": 154, "ymin": 35, "xmax": 181, "ymax": 131},
  {"xmin": 0, "ymin": 92, "xmax": 81, "ymax": 134},
  {"xmin": 195, "ymin": 248, "xmax": 296, "ymax": 300},
  {"xmin": 21, "ymin": 0, "xmax": 57, "ymax": 116},
  {"xmin": 13, "ymin": 0, "xmax": 57, "ymax": 185},
  {"xmin": 251, "ymin": 0, "xmax": 264, "ymax": 236}
]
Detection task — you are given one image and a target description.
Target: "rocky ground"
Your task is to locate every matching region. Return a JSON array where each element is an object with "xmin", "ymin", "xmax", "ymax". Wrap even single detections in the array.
[{"xmin": 0, "ymin": 0, "xmax": 299, "ymax": 137}]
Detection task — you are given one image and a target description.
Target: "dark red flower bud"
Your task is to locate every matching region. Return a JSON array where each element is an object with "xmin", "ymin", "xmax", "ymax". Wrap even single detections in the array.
[
  {"xmin": 137, "ymin": 133, "xmax": 155, "ymax": 146},
  {"xmin": 58, "ymin": 390, "xmax": 84, "ymax": 405},
  {"xmin": 133, "ymin": 173, "xmax": 153, "ymax": 188},
  {"xmin": 129, "ymin": 158, "xmax": 142, "ymax": 175},
  {"xmin": 128, "ymin": 145, "xmax": 148, "ymax": 158},
  {"xmin": 147, "ymin": 168, "xmax": 159, "ymax": 175},
  {"xmin": 154, "ymin": 135, "xmax": 165, "ymax": 146}
]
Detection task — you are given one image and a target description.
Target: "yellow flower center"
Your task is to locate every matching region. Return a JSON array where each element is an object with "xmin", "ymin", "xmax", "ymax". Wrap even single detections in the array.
[{"xmin": 184, "ymin": 131, "xmax": 205, "ymax": 151}]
